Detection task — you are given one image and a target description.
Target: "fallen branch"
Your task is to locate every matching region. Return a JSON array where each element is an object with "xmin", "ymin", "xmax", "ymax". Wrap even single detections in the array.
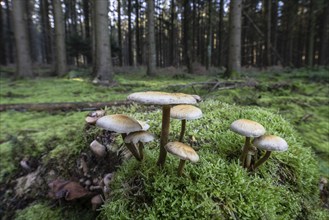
[
  {"xmin": 0, "ymin": 100, "xmax": 132, "ymax": 112},
  {"xmin": 165, "ymin": 79, "xmax": 258, "ymax": 93}
]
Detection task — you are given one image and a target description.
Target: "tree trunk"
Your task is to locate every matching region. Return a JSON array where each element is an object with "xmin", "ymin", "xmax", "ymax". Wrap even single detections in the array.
[
  {"xmin": 264, "ymin": 0, "xmax": 271, "ymax": 66},
  {"xmin": 136, "ymin": 0, "xmax": 142, "ymax": 65},
  {"xmin": 206, "ymin": 0, "xmax": 212, "ymax": 70},
  {"xmin": 271, "ymin": 0, "xmax": 278, "ymax": 65},
  {"xmin": 82, "ymin": 0, "xmax": 92, "ymax": 64},
  {"xmin": 218, "ymin": 0, "xmax": 224, "ymax": 67},
  {"xmin": 146, "ymin": 0, "xmax": 156, "ymax": 76},
  {"xmin": 5, "ymin": 0, "xmax": 14, "ymax": 64},
  {"xmin": 128, "ymin": 0, "xmax": 133, "ymax": 66},
  {"xmin": 319, "ymin": 2, "xmax": 329, "ymax": 65},
  {"xmin": 93, "ymin": 0, "xmax": 114, "ymax": 83},
  {"xmin": 40, "ymin": 0, "xmax": 53, "ymax": 64},
  {"xmin": 183, "ymin": 0, "xmax": 193, "ymax": 73},
  {"xmin": 307, "ymin": 0, "xmax": 316, "ymax": 67},
  {"xmin": 117, "ymin": 0, "xmax": 123, "ymax": 66},
  {"xmin": 226, "ymin": 0, "xmax": 242, "ymax": 78},
  {"xmin": 169, "ymin": 0, "xmax": 175, "ymax": 66},
  {"xmin": 0, "ymin": 1, "xmax": 6, "ymax": 65},
  {"xmin": 12, "ymin": 0, "xmax": 33, "ymax": 78},
  {"xmin": 53, "ymin": 0, "xmax": 67, "ymax": 76}
]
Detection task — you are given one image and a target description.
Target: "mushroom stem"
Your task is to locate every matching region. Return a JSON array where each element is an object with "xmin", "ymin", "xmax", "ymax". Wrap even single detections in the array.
[
  {"xmin": 177, "ymin": 159, "xmax": 186, "ymax": 177},
  {"xmin": 157, "ymin": 105, "xmax": 171, "ymax": 167},
  {"xmin": 121, "ymin": 134, "xmax": 141, "ymax": 161},
  {"xmin": 245, "ymin": 151, "xmax": 253, "ymax": 168},
  {"xmin": 239, "ymin": 137, "xmax": 251, "ymax": 167},
  {"xmin": 138, "ymin": 142, "xmax": 145, "ymax": 160},
  {"xmin": 253, "ymin": 151, "xmax": 272, "ymax": 170},
  {"xmin": 179, "ymin": 119, "xmax": 186, "ymax": 142}
]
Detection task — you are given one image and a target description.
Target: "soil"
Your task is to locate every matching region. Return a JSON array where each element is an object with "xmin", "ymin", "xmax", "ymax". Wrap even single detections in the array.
[{"xmin": 0, "ymin": 126, "xmax": 129, "ymax": 219}]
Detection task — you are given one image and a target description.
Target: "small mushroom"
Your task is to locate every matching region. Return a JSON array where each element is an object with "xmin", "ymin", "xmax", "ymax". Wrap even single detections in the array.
[
  {"xmin": 20, "ymin": 160, "xmax": 31, "ymax": 171},
  {"xmin": 85, "ymin": 110, "xmax": 106, "ymax": 124},
  {"xmin": 124, "ymin": 131, "xmax": 155, "ymax": 160},
  {"xmin": 91, "ymin": 194, "xmax": 103, "ymax": 211},
  {"xmin": 96, "ymin": 114, "xmax": 144, "ymax": 160},
  {"xmin": 170, "ymin": 105, "xmax": 202, "ymax": 142},
  {"xmin": 90, "ymin": 140, "xmax": 107, "ymax": 157},
  {"xmin": 164, "ymin": 141, "xmax": 199, "ymax": 176},
  {"xmin": 128, "ymin": 91, "xmax": 198, "ymax": 167},
  {"xmin": 230, "ymin": 119, "xmax": 266, "ymax": 168},
  {"xmin": 252, "ymin": 135, "xmax": 288, "ymax": 170}
]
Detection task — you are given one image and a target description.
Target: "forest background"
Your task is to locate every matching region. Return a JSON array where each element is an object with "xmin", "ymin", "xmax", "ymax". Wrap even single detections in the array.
[{"xmin": 0, "ymin": 0, "xmax": 328, "ymax": 219}]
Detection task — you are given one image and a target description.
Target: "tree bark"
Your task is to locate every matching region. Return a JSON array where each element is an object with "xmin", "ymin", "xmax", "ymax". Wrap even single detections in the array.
[
  {"xmin": 226, "ymin": 0, "xmax": 242, "ymax": 78},
  {"xmin": 93, "ymin": 0, "xmax": 114, "ymax": 83},
  {"xmin": 147, "ymin": 0, "xmax": 156, "ymax": 76},
  {"xmin": 53, "ymin": 0, "xmax": 67, "ymax": 76},
  {"xmin": 12, "ymin": 0, "xmax": 33, "ymax": 78}
]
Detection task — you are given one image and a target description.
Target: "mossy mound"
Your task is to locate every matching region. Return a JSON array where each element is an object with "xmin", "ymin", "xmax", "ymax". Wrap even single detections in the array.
[{"xmin": 99, "ymin": 100, "xmax": 327, "ymax": 219}]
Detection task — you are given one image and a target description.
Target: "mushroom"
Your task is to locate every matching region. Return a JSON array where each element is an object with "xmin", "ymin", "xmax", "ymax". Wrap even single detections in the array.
[
  {"xmin": 85, "ymin": 110, "xmax": 106, "ymax": 124},
  {"xmin": 90, "ymin": 140, "xmax": 107, "ymax": 157},
  {"xmin": 127, "ymin": 91, "xmax": 198, "ymax": 167},
  {"xmin": 164, "ymin": 141, "xmax": 199, "ymax": 176},
  {"xmin": 96, "ymin": 114, "xmax": 145, "ymax": 161},
  {"xmin": 124, "ymin": 131, "xmax": 155, "ymax": 160},
  {"xmin": 230, "ymin": 119, "xmax": 266, "ymax": 168},
  {"xmin": 170, "ymin": 105, "xmax": 202, "ymax": 142},
  {"xmin": 91, "ymin": 194, "xmax": 103, "ymax": 211},
  {"xmin": 252, "ymin": 135, "xmax": 288, "ymax": 170}
]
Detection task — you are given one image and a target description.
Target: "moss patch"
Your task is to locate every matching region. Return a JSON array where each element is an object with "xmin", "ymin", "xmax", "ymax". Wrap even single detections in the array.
[{"xmin": 100, "ymin": 101, "xmax": 328, "ymax": 219}]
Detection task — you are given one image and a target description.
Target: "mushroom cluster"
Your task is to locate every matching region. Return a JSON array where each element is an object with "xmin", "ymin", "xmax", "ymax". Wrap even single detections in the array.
[
  {"xmin": 127, "ymin": 91, "xmax": 202, "ymax": 168},
  {"xmin": 230, "ymin": 119, "xmax": 288, "ymax": 170},
  {"xmin": 88, "ymin": 113, "xmax": 155, "ymax": 161}
]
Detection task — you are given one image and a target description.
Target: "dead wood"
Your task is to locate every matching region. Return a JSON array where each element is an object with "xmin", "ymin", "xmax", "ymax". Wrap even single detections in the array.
[{"xmin": 0, "ymin": 100, "xmax": 132, "ymax": 112}]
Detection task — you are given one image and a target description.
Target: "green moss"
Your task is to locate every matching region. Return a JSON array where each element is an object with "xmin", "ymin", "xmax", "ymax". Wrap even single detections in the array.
[
  {"xmin": 15, "ymin": 203, "xmax": 62, "ymax": 220},
  {"xmin": 0, "ymin": 111, "xmax": 87, "ymax": 181},
  {"xmin": 0, "ymin": 73, "xmax": 209, "ymax": 104},
  {"xmin": 15, "ymin": 202, "xmax": 96, "ymax": 220},
  {"xmin": 100, "ymin": 101, "xmax": 327, "ymax": 219}
]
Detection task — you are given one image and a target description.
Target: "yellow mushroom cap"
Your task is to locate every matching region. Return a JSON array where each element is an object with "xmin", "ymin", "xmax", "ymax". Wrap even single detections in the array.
[
  {"xmin": 164, "ymin": 141, "xmax": 199, "ymax": 162},
  {"xmin": 96, "ymin": 114, "xmax": 142, "ymax": 133},
  {"xmin": 230, "ymin": 119, "xmax": 266, "ymax": 137},
  {"xmin": 170, "ymin": 105, "xmax": 202, "ymax": 120},
  {"xmin": 253, "ymin": 135, "xmax": 288, "ymax": 152},
  {"xmin": 127, "ymin": 91, "xmax": 197, "ymax": 105}
]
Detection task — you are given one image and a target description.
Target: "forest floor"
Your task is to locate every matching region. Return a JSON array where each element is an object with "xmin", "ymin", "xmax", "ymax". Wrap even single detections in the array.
[{"xmin": 0, "ymin": 67, "xmax": 328, "ymax": 219}]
